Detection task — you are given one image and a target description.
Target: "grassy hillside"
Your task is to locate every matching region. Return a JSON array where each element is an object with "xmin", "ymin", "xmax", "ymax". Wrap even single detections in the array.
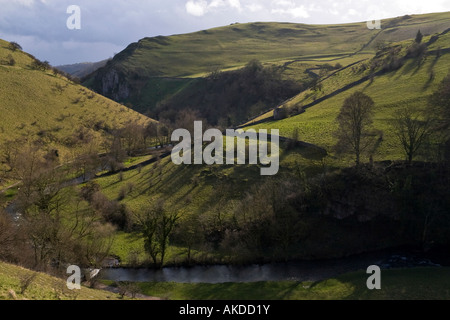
[
  {"xmin": 64, "ymin": 12, "xmax": 450, "ymax": 268},
  {"xmin": 247, "ymin": 27, "xmax": 450, "ymax": 163},
  {"xmin": 84, "ymin": 12, "xmax": 450, "ymax": 120},
  {"xmin": 0, "ymin": 39, "xmax": 155, "ymax": 187},
  {"xmin": 89, "ymin": 12, "xmax": 450, "ymax": 79},
  {"xmin": 0, "ymin": 261, "xmax": 120, "ymax": 300}
]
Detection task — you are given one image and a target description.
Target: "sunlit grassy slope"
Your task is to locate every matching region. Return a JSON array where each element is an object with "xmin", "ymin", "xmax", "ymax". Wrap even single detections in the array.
[
  {"xmin": 91, "ymin": 34, "xmax": 450, "ymax": 263},
  {"xmin": 84, "ymin": 12, "xmax": 450, "ymax": 124},
  {"xmin": 0, "ymin": 39, "xmax": 154, "ymax": 162},
  {"xmin": 0, "ymin": 261, "xmax": 121, "ymax": 300},
  {"xmin": 96, "ymin": 12, "xmax": 450, "ymax": 78},
  {"xmin": 248, "ymin": 28, "xmax": 450, "ymax": 162},
  {"xmin": 81, "ymin": 141, "xmax": 326, "ymax": 265}
]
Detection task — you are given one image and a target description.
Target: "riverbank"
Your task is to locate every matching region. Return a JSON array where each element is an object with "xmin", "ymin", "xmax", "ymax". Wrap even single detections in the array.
[{"xmin": 99, "ymin": 267, "xmax": 450, "ymax": 300}]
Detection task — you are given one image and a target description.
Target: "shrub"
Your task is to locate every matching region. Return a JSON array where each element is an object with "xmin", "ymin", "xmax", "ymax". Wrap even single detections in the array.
[
  {"xmin": 91, "ymin": 191, "xmax": 131, "ymax": 230},
  {"xmin": 30, "ymin": 59, "xmax": 50, "ymax": 71},
  {"xmin": 117, "ymin": 186, "xmax": 127, "ymax": 201},
  {"xmin": 8, "ymin": 42, "xmax": 22, "ymax": 52},
  {"xmin": 6, "ymin": 54, "xmax": 15, "ymax": 66},
  {"xmin": 406, "ymin": 43, "xmax": 427, "ymax": 58},
  {"xmin": 19, "ymin": 273, "xmax": 37, "ymax": 294},
  {"xmin": 80, "ymin": 182, "xmax": 101, "ymax": 202}
]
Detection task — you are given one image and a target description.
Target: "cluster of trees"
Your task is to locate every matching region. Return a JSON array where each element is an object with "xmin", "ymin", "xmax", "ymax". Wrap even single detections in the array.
[
  {"xmin": 61, "ymin": 120, "xmax": 170, "ymax": 180},
  {"xmin": 0, "ymin": 42, "xmax": 22, "ymax": 66},
  {"xmin": 0, "ymin": 144, "xmax": 115, "ymax": 271},
  {"xmin": 153, "ymin": 60, "xmax": 302, "ymax": 128},
  {"xmin": 2, "ymin": 34, "xmax": 450, "ymax": 270},
  {"xmin": 0, "ymin": 116, "xmax": 171, "ymax": 271},
  {"xmin": 334, "ymin": 71, "xmax": 450, "ymax": 166}
]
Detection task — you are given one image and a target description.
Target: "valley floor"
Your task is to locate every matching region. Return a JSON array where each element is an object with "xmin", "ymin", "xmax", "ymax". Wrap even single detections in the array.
[{"xmin": 2, "ymin": 260, "xmax": 450, "ymax": 300}]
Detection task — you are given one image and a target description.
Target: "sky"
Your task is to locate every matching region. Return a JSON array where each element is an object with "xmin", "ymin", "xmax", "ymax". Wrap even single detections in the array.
[{"xmin": 0, "ymin": 0, "xmax": 449, "ymax": 65}]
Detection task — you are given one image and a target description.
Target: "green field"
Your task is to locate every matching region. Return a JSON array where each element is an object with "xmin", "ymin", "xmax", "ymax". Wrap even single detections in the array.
[
  {"xmin": 103, "ymin": 267, "xmax": 450, "ymax": 300},
  {"xmin": 248, "ymin": 34, "xmax": 450, "ymax": 163},
  {"xmin": 0, "ymin": 39, "xmax": 153, "ymax": 163}
]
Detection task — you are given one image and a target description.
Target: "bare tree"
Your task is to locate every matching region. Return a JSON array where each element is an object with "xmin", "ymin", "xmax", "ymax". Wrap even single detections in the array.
[
  {"xmin": 143, "ymin": 122, "xmax": 158, "ymax": 147},
  {"xmin": 10, "ymin": 144, "xmax": 66, "ymax": 215},
  {"xmin": 121, "ymin": 121, "xmax": 145, "ymax": 156},
  {"xmin": 117, "ymin": 281, "xmax": 140, "ymax": 299},
  {"xmin": 173, "ymin": 214, "xmax": 203, "ymax": 265},
  {"xmin": 174, "ymin": 109, "xmax": 203, "ymax": 136},
  {"xmin": 335, "ymin": 91, "xmax": 375, "ymax": 166},
  {"xmin": 0, "ymin": 213, "xmax": 16, "ymax": 261},
  {"xmin": 392, "ymin": 108, "xmax": 431, "ymax": 164},
  {"xmin": 137, "ymin": 200, "xmax": 179, "ymax": 268},
  {"xmin": 73, "ymin": 142, "xmax": 101, "ymax": 182}
]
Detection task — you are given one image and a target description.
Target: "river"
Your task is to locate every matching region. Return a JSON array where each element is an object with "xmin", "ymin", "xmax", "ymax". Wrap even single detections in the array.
[{"xmin": 98, "ymin": 249, "xmax": 445, "ymax": 283}]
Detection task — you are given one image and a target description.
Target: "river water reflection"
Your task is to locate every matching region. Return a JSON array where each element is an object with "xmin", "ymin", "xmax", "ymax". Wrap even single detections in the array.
[{"xmin": 99, "ymin": 249, "xmax": 444, "ymax": 283}]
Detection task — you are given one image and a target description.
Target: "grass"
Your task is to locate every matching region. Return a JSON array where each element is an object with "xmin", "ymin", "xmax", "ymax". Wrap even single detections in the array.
[
  {"xmin": 82, "ymin": 141, "xmax": 326, "ymax": 265},
  {"xmin": 248, "ymin": 41, "xmax": 450, "ymax": 163},
  {"xmin": 0, "ymin": 261, "xmax": 122, "ymax": 300},
  {"xmin": 0, "ymin": 39, "xmax": 154, "ymax": 168},
  {"xmin": 108, "ymin": 13, "xmax": 450, "ymax": 79},
  {"xmin": 89, "ymin": 20, "xmax": 450, "ymax": 265},
  {"xmin": 3, "ymin": 13, "xmax": 450, "ymax": 301},
  {"xmin": 100, "ymin": 267, "xmax": 450, "ymax": 300},
  {"xmin": 85, "ymin": 12, "xmax": 450, "ymax": 119},
  {"xmin": 3, "ymin": 258, "xmax": 449, "ymax": 300}
]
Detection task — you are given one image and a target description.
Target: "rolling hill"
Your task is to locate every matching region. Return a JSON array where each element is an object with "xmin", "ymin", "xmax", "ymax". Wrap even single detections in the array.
[
  {"xmin": 83, "ymin": 12, "xmax": 450, "ymax": 123},
  {"xmin": 75, "ymin": 11, "xmax": 450, "ymax": 267},
  {"xmin": 56, "ymin": 60, "xmax": 108, "ymax": 79},
  {"xmin": 0, "ymin": 39, "xmax": 154, "ymax": 174},
  {"xmin": 2, "ymin": 11, "xmax": 450, "ymax": 301},
  {"xmin": 247, "ymin": 23, "xmax": 450, "ymax": 162}
]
